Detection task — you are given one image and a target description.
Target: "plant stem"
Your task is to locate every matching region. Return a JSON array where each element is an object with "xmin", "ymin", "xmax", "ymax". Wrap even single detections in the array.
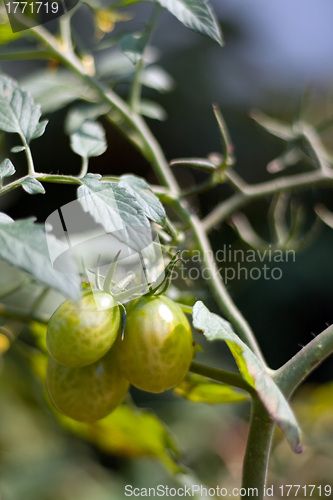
[
  {"xmin": 203, "ymin": 168, "xmax": 333, "ymax": 232},
  {"xmin": 22, "ymin": 138, "xmax": 35, "ymax": 175},
  {"xmin": 0, "ymin": 49, "xmax": 52, "ymax": 60},
  {"xmin": 241, "ymin": 396, "xmax": 275, "ymax": 500},
  {"xmin": 190, "ymin": 361, "xmax": 255, "ymax": 394},
  {"xmin": 174, "ymin": 201, "xmax": 267, "ymax": 365},
  {"xmin": 129, "ymin": 5, "xmax": 161, "ymax": 113},
  {"xmin": 275, "ymin": 323, "xmax": 333, "ymax": 397}
]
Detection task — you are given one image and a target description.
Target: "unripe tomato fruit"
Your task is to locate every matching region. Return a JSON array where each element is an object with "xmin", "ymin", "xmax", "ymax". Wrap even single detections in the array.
[
  {"xmin": 46, "ymin": 290, "xmax": 120, "ymax": 367},
  {"xmin": 115, "ymin": 295, "xmax": 193, "ymax": 393},
  {"xmin": 46, "ymin": 351, "xmax": 129, "ymax": 423}
]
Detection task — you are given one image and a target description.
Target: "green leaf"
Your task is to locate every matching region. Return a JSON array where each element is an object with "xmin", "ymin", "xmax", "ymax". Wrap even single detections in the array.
[
  {"xmin": 77, "ymin": 175, "xmax": 152, "ymax": 252},
  {"xmin": 192, "ymin": 301, "xmax": 302, "ymax": 453},
  {"xmin": 20, "ymin": 177, "xmax": 45, "ymax": 195},
  {"xmin": 56, "ymin": 404, "xmax": 182, "ymax": 473},
  {"xmin": 0, "ymin": 212, "xmax": 14, "ymax": 224},
  {"xmin": 119, "ymin": 174, "xmax": 166, "ymax": 225},
  {"xmin": 31, "ymin": 120, "xmax": 48, "ymax": 140},
  {"xmin": 70, "ymin": 120, "xmax": 107, "ymax": 159},
  {"xmin": 156, "ymin": 0, "xmax": 223, "ymax": 45},
  {"xmin": 65, "ymin": 103, "xmax": 110, "ymax": 135},
  {"xmin": 0, "ymin": 75, "xmax": 44, "ymax": 144},
  {"xmin": 174, "ymin": 373, "xmax": 248, "ymax": 403},
  {"xmin": 21, "ymin": 70, "xmax": 92, "ymax": 113},
  {"xmin": 0, "ymin": 18, "xmax": 21, "ymax": 45},
  {"xmin": 141, "ymin": 66, "xmax": 175, "ymax": 93},
  {"xmin": 120, "ymin": 32, "xmax": 149, "ymax": 64},
  {"xmin": 139, "ymin": 100, "xmax": 167, "ymax": 121},
  {"xmin": 11, "ymin": 145, "xmax": 26, "ymax": 153},
  {"xmin": 0, "ymin": 218, "xmax": 80, "ymax": 300},
  {"xmin": 0, "ymin": 159, "xmax": 15, "ymax": 187}
]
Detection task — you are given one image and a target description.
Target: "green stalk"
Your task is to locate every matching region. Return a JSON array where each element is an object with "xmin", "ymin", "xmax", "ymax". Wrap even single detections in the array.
[
  {"xmin": 190, "ymin": 361, "xmax": 255, "ymax": 395},
  {"xmin": 241, "ymin": 396, "xmax": 275, "ymax": 500}
]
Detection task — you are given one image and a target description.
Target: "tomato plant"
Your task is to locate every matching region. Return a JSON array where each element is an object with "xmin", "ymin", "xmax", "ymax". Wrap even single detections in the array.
[
  {"xmin": 0, "ymin": 1, "xmax": 333, "ymax": 499},
  {"xmin": 46, "ymin": 290, "xmax": 120, "ymax": 367},
  {"xmin": 115, "ymin": 295, "xmax": 194, "ymax": 393}
]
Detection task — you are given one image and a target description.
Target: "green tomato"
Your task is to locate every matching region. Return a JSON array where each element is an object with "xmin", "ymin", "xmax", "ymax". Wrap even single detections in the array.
[
  {"xmin": 115, "ymin": 295, "xmax": 194, "ymax": 393},
  {"xmin": 46, "ymin": 351, "xmax": 129, "ymax": 423},
  {"xmin": 46, "ymin": 290, "xmax": 120, "ymax": 367}
]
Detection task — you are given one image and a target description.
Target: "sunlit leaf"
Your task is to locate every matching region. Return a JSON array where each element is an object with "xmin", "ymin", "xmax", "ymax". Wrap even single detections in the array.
[
  {"xmin": 77, "ymin": 174, "xmax": 152, "ymax": 252},
  {"xmin": 0, "ymin": 158, "xmax": 15, "ymax": 187},
  {"xmin": 0, "ymin": 218, "xmax": 80, "ymax": 300},
  {"xmin": 65, "ymin": 103, "xmax": 110, "ymax": 135},
  {"xmin": 156, "ymin": 0, "xmax": 222, "ymax": 45},
  {"xmin": 193, "ymin": 301, "xmax": 302, "ymax": 453},
  {"xmin": 174, "ymin": 373, "xmax": 248, "ymax": 403},
  {"xmin": 70, "ymin": 120, "xmax": 107, "ymax": 159},
  {"xmin": 119, "ymin": 174, "xmax": 166, "ymax": 225},
  {"xmin": 0, "ymin": 75, "xmax": 45, "ymax": 143},
  {"xmin": 20, "ymin": 177, "xmax": 45, "ymax": 195}
]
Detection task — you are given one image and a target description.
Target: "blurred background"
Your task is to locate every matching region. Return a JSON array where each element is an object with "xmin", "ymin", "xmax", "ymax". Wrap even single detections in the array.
[{"xmin": 1, "ymin": 0, "xmax": 333, "ymax": 498}]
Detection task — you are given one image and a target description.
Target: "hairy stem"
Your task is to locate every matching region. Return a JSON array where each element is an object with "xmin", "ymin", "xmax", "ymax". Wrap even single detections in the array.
[{"xmin": 275, "ymin": 323, "xmax": 333, "ymax": 397}]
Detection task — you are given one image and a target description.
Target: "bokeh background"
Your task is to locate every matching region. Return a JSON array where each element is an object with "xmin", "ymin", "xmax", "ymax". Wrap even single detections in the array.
[{"xmin": 1, "ymin": 0, "xmax": 333, "ymax": 498}]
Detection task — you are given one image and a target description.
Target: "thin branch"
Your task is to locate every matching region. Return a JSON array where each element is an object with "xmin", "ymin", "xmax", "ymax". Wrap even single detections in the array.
[{"xmin": 203, "ymin": 168, "xmax": 333, "ymax": 232}]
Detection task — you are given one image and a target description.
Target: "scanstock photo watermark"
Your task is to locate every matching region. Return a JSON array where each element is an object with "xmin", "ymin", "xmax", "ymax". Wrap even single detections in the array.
[
  {"xmin": 172, "ymin": 245, "xmax": 296, "ymax": 284},
  {"xmin": 3, "ymin": 0, "xmax": 79, "ymax": 33}
]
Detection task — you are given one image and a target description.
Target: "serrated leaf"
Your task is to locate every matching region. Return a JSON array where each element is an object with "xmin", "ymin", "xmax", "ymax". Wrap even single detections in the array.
[
  {"xmin": 0, "ymin": 75, "xmax": 43, "ymax": 144},
  {"xmin": 174, "ymin": 373, "xmax": 248, "ymax": 403},
  {"xmin": 70, "ymin": 120, "xmax": 107, "ymax": 158},
  {"xmin": 0, "ymin": 159, "xmax": 15, "ymax": 184},
  {"xmin": 77, "ymin": 175, "xmax": 152, "ymax": 253},
  {"xmin": 11, "ymin": 145, "xmax": 26, "ymax": 153},
  {"xmin": 0, "ymin": 218, "xmax": 80, "ymax": 300},
  {"xmin": 119, "ymin": 174, "xmax": 166, "ymax": 225},
  {"xmin": 192, "ymin": 301, "xmax": 302, "ymax": 453},
  {"xmin": 20, "ymin": 177, "xmax": 45, "ymax": 195},
  {"xmin": 156, "ymin": 0, "xmax": 222, "ymax": 45},
  {"xmin": 120, "ymin": 32, "xmax": 149, "ymax": 64},
  {"xmin": 31, "ymin": 119, "xmax": 48, "ymax": 140}
]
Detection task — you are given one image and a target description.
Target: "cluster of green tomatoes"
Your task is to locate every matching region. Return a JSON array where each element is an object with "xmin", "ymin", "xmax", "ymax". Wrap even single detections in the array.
[{"xmin": 46, "ymin": 290, "xmax": 194, "ymax": 423}]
